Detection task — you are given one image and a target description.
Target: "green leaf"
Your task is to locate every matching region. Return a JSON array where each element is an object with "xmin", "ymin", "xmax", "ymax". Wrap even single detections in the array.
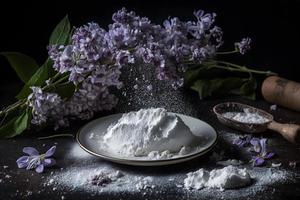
[
  {"xmin": 49, "ymin": 15, "xmax": 71, "ymax": 45},
  {"xmin": 184, "ymin": 64, "xmax": 223, "ymax": 87},
  {"xmin": 190, "ymin": 77, "xmax": 256, "ymax": 99},
  {"xmin": 16, "ymin": 59, "xmax": 54, "ymax": 99},
  {"xmin": 0, "ymin": 110, "xmax": 30, "ymax": 138},
  {"xmin": 0, "ymin": 52, "xmax": 39, "ymax": 83},
  {"xmin": 240, "ymin": 78, "xmax": 257, "ymax": 100},
  {"xmin": 56, "ymin": 82, "xmax": 76, "ymax": 99}
]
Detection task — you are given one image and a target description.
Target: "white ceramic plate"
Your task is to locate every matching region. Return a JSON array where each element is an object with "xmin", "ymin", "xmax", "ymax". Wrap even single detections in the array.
[{"xmin": 76, "ymin": 113, "xmax": 218, "ymax": 166}]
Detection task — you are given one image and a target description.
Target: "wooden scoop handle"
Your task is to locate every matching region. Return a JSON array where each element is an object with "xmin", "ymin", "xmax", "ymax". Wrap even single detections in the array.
[{"xmin": 267, "ymin": 121, "xmax": 300, "ymax": 143}]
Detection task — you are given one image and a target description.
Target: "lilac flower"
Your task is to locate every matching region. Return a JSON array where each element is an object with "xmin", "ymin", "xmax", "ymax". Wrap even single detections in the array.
[
  {"xmin": 16, "ymin": 146, "xmax": 56, "ymax": 173},
  {"xmin": 232, "ymin": 135, "xmax": 252, "ymax": 147},
  {"xmin": 27, "ymin": 87, "xmax": 66, "ymax": 128},
  {"xmin": 250, "ymin": 138, "xmax": 275, "ymax": 166},
  {"xmin": 43, "ymin": 8, "xmax": 224, "ymax": 128},
  {"xmin": 235, "ymin": 37, "xmax": 251, "ymax": 54}
]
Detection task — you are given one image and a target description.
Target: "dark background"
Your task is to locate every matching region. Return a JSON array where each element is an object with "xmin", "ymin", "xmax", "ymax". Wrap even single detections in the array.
[{"xmin": 0, "ymin": 0, "xmax": 299, "ymax": 86}]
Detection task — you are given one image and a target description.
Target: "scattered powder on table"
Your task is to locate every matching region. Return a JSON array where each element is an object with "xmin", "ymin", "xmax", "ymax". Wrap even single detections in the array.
[
  {"xmin": 217, "ymin": 159, "xmax": 243, "ymax": 166},
  {"xmin": 41, "ymin": 129, "xmax": 296, "ymax": 199},
  {"xmin": 68, "ymin": 143, "xmax": 93, "ymax": 160},
  {"xmin": 89, "ymin": 170, "xmax": 124, "ymax": 186},
  {"xmin": 184, "ymin": 165, "xmax": 252, "ymax": 191},
  {"xmin": 271, "ymin": 162, "xmax": 282, "ymax": 168},
  {"xmin": 135, "ymin": 176, "xmax": 155, "ymax": 190},
  {"xmin": 222, "ymin": 108, "xmax": 269, "ymax": 124},
  {"xmin": 44, "ymin": 161, "xmax": 295, "ymax": 199},
  {"xmin": 270, "ymin": 104, "xmax": 277, "ymax": 111},
  {"xmin": 5, "ymin": 174, "xmax": 11, "ymax": 179}
]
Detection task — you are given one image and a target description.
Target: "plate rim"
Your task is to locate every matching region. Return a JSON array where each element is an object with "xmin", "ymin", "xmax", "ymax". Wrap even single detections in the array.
[{"xmin": 76, "ymin": 112, "xmax": 218, "ymax": 166}]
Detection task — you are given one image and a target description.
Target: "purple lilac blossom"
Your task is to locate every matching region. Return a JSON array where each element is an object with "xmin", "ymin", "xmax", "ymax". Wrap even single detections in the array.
[
  {"xmin": 16, "ymin": 146, "xmax": 56, "ymax": 173},
  {"xmin": 250, "ymin": 138, "xmax": 275, "ymax": 166},
  {"xmin": 43, "ymin": 8, "xmax": 223, "ymax": 128},
  {"xmin": 235, "ymin": 37, "xmax": 251, "ymax": 54},
  {"xmin": 232, "ymin": 135, "xmax": 252, "ymax": 147},
  {"xmin": 27, "ymin": 87, "xmax": 67, "ymax": 128}
]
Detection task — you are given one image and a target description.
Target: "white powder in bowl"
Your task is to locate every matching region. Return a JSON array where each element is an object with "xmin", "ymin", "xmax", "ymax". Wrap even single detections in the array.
[
  {"xmin": 222, "ymin": 108, "xmax": 269, "ymax": 124},
  {"xmin": 102, "ymin": 108, "xmax": 196, "ymax": 157},
  {"xmin": 184, "ymin": 165, "xmax": 251, "ymax": 190}
]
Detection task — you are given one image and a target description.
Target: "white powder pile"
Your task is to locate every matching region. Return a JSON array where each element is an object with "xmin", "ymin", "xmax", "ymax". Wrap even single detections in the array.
[
  {"xmin": 102, "ymin": 108, "xmax": 196, "ymax": 158},
  {"xmin": 135, "ymin": 176, "xmax": 155, "ymax": 190},
  {"xmin": 222, "ymin": 108, "xmax": 269, "ymax": 124},
  {"xmin": 184, "ymin": 165, "xmax": 251, "ymax": 191}
]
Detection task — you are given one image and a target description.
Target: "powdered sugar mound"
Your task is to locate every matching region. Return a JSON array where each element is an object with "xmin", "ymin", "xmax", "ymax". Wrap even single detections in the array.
[
  {"xmin": 147, "ymin": 150, "xmax": 173, "ymax": 159},
  {"xmin": 184, "ymin": 166, "xmax": 251, "ymax": 190},
  {"xmin": 102, "ymin": 108, "xmax": 196, "ymax": 157}
]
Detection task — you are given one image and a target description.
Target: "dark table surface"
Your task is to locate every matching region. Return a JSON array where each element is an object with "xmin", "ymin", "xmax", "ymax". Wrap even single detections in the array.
[{"xmin": 0, "ymin": 83, "xmax": 300, "ymax": 200}]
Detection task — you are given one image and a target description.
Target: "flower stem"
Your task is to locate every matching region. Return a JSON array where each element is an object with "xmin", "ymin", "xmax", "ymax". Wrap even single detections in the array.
[
  {"xmin": 42, "ymin": 75, "xmax": 69, "ymax": 91},
  {"xmin": 216, "ymin": 50, "xmax": 238, "ymax": 55},
  {"xmin": 0, "ymin": 99, "xmax": 26, "ymax": 117},
  {"xmin": 38, "ymin": 133, "xmax": 74, "ymax": 140},
  {"xmin": 216, "ymin": 60, "xmax": 277, "ymax": 75}
]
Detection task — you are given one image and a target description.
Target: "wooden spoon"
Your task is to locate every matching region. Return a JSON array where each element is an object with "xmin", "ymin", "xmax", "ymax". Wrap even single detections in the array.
[{"xmin": 213, "ymin": 102, "xmax": 300, "ymax": 144}]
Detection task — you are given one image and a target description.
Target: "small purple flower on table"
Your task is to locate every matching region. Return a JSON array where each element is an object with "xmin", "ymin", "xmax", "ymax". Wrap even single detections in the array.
[
  {"xmin": 250, "ymin": 138, "xmax": 275, "ymax": 166},
  {"xmin": 16, "ymin": 146, "xmax": 56, "ymax": 173},
  {"xmin": 233, "ymin": 135, "xmax": 252, "ymax": 147}
]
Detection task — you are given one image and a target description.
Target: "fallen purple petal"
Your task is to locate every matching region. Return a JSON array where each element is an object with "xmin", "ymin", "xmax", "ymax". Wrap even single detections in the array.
[
  {"xmin": 43, "ymin": 158, "xmax": 56, "ymax": 167},
  {"xmin": 259, "ymin": 138, "xmax": 268, "ymax": 155},
  {"xmin": 250, "ymin": 138, "xmax": 261, "ymax": 153},
  {"xmin": 23, "ymin": 147, "xmax": 39, "ymax": 156},
  {"xmin": 35, "ymin": 164, "xmax": 44, "ymax": 173},
  {"xmin": 233, "ymin": 135, "xmax": 252, "ymax": 147},
  {"xmin": 45, "ymin": 146, "xmax": 56, "ymax": 157},
  {"xmin": 253, "ymin": 157, "xmax": 265, "ymax": 166},
  {"xmin": 16, "ymin": 156, "xmax": 29, "ymax": 168},
  {"xmin": 265, "ymin": 152, "xmax": 275, "ymax": 159}
]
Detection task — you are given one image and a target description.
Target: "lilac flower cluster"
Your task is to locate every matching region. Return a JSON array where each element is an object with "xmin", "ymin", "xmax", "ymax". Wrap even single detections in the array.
[
  {"xmin": 28, "ymin": 82, "xmax": 118, "ymax": 128},
  {"xmin": 235, "ymin": 38, "xmax": 251, "ymax": 54},
  {"xmin": 49, "ymin": 8, "xmax": 222, "ymax": 88},
  {"xmin": 28, "ymin": 87, "xmax": 66, "ymax": 127},
  {"xmin": 30, "ymin": 8, "xmax": 223, "ymax": 128}
]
